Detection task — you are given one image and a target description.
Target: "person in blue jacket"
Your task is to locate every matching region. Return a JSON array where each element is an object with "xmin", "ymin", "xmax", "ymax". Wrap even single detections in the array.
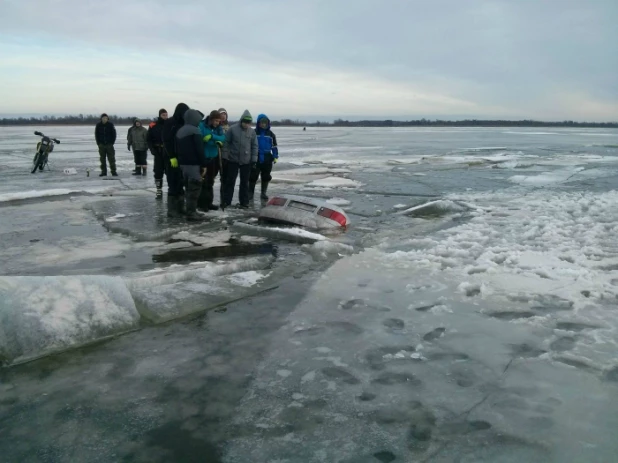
[
  {"xmin": 250, "ymin": 114, "xmax": 278, "ymax": 201},
  {"xmin": 198, "ymin": 110, "xmax": 226, "ymax": 210}
]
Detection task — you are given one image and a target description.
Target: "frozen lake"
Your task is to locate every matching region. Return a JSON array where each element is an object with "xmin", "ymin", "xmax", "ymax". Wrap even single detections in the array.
[{"xmin": 1, "ymin": 125, "xmax": 617, "ymax": 462}]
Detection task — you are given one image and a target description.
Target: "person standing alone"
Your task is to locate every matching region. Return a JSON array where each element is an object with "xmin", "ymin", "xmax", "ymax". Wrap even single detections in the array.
[
  {"xmin": 127, "ymin": 118, "xmax": 149, "ymax": 176},
  {"xmin": 147, "ymin": 108, "xmax": 168, "ymax": 199},
  {"xmin": 95, "ymin": 113, "xmax": 117, "ymax": 176}
]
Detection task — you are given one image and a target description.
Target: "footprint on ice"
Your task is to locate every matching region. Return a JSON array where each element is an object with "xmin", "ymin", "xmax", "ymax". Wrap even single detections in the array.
[
  {"xmin": 372, "ymin": 372, "xmax": 421, "ymax": 386},
  {"xmin": 328, "ymin": 321, "xmax": 364, "ymax": 335},
  {"xmin": 531, "ymin": 295, "xmax": 574, "ymax": 312},
  {"xmin": 555, "ymin": 357, "xmax": 596, "ymax": 372},
  {"xmin": 357, "ymin": 391, "xmax": 376, "ymax": 402},
  {"xmin": 509, "ymin": 343, "xmax": 547, "ymax": 358},
  {"xmin": 383, "ymin": 318, "xmax": 405, "ymax": 330},
  {"xmin": 487, "ymin": 310, "xmax": 536, "ymax": 320},
  {"xmin": 321, "ymin": 367, "xmax": 361, "ymax": 385},
  {"xmin": 365, "ymin": 345, "xmax": 418, "ymax": 370},
  {"xmin": 339, "ymin": 298, "xmax": 391, "ymax": 312},
  {"xmin": 413, "ymin": 304, "xmax": 436, "ymax": 312},
  {"xmin": 442, "ymin": 420, "xmax": 492, "ymax": 434},
  {"xmin": 373, "ymin": 450, "xmax": 396, "ymax": 463},
  {"xmin": 550, "ymin": 337, "xmax": 577, "ymax": 352},
  {"xmin": 426, "ymin": 352, "xmax": 469, "ymax": 362},
  {"xmin": 555, "ymin": 321, "xmax": 600, "ymax": 332},
  {"xmin": 422, "ymin": 327, "xmax": 446, "ymax": 342},
  {"xmin": 293, "ymin": 326, "xmax": 325, "ymax": 337}
]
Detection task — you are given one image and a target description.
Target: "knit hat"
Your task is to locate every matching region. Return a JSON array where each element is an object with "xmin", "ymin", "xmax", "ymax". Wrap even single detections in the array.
[
  {"xmin": 101, "ymin": 113, "xmax": 108, "ymax": 119},
  {"xmin": 159, "ymin": 108, "xmax": 167, "ymax": 116},
  {"xmin": 240, "ymin": 109, "xmax": 253, "ymax": 122},
  {"xmin": 209, "ymin": 110, "xmax": 222, "ymax": 120},
  {"xmin": 218, "ymin": 108, "xmax": 227, "ymax": 116}
]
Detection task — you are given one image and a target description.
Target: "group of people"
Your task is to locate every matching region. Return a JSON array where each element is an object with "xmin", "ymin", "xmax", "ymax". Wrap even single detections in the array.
[{"xmin": 94, "ymin": 103, "xmax": 279, "ymax": 221}]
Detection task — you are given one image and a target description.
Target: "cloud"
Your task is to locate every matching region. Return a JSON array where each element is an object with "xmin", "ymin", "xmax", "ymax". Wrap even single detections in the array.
[{"xmin": 0, "ymin": 0, "xmax": 616, "ymax": 120}]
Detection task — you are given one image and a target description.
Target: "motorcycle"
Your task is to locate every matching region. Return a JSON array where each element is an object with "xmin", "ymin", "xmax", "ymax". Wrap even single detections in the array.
[{"xmin": 32, "ymin": 131, "xmax": 60, "ymax": 174}]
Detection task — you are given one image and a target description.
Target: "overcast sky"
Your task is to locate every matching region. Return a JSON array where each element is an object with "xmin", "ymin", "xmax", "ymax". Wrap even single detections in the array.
[{"xmin": 0, "ymin": 0, "xmax": 616, "ymax": 121}]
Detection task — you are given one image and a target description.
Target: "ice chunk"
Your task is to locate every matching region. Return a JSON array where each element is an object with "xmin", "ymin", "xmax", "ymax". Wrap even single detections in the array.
[
  {"xmin": 0, "ymin": 275, "xmax": 140, "ymax": 365},
  {"xmin": 230, "ymin": 222, "xmax": 327, "ymax": 244},
  {"xmin": 0, "ymin": 187, "xmax": 110, "ymax": 203},
  {"xmin": 396, "ymin": 199, "xmax": 468, "ymax": 217},
  {"xmin": 307, "ymin": 177, "xmax": 362, "ymax": 188},
  {"xmin": 326, "ymin": 197, "xmax": 352, "ymax": 206},
  {"xmin": 125, "ymin": 256, "xmax": 276, "ymax": 323}
]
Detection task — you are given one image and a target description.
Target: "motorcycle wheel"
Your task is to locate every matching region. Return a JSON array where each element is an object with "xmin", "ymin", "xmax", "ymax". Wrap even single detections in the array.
[{"xmin": 31, "ymin": 153, "xmax": 42, "ymax": 174}]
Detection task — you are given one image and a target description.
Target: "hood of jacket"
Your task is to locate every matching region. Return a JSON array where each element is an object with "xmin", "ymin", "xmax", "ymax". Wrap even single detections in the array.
[
  {"xmin": 239, "ymin": 109, "xmax": 253, "ymax": 128},
  {"xmin": 183, "ymin": 109, "xmax": 203, "ymax": 127},
  {"xmin": 172, "ymin": 103, "xmax": 190, "ymax": 124},
  {"xmin": 256, "ymin": 113, "xmax": 271, "ymax": 132}
]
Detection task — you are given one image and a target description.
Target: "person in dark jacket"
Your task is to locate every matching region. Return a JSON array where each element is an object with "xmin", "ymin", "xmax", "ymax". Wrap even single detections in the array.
[
  {"xmin": 250, "ymin": 113, "xmax": 279, "ymax": 201},
  {"xmin": 127, "ymin": 118, "xmax": 149, "ymax": 176},
  {"xmin": 147, "ymin": 108, "xmax": 168, "ymax": 199},
  {"xmin": 197, "ymin": 110, "xmax": 225, "ymax": 211},
  {"xmin": 221, "ymin": 110, "xmax": 258, "ymax": 209},
  {"xmin": 176, "ymin": 109, "xmax": 207, "ymax": 221},
  {"xmin": 162, "ymin": 103, "xmax": 189, "ymax": 217},
  {"xmin": 94, "ymin": 113, "xmax": 117, "ymax": 176}
]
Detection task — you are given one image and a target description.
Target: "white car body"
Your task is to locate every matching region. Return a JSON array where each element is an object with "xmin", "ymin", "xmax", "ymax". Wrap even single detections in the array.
[{"xmin": 259, "ymin": 195, "xmax": 350, "ymax": 230}]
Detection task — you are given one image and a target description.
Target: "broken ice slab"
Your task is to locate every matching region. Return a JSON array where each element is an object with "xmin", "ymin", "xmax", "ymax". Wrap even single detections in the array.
[
  {"xmin": 125, "ymin": 256, "xmax": 277, "ymax": 323},
  {"xmin": 0, "ymin": 275, "xmax": 140, "ymax": 366}
]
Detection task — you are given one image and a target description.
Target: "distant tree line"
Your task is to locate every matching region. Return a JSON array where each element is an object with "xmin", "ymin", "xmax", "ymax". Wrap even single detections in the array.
[
  {"xmin": 273, "ymin": 118, "xmax": 618, "ymax": 128},
  {"xmin": 1, "ymin": 114, "xmax": 616, "ymax": 128},
  {"xmin": 0, "ymin": 114, "xmax": 148, "ymax": 126}
]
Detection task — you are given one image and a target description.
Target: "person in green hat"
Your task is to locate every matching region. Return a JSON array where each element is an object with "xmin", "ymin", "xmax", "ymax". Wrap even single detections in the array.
[{"xmin": 221, "ymin": 109, "xmax": 258, "ymax": 209}]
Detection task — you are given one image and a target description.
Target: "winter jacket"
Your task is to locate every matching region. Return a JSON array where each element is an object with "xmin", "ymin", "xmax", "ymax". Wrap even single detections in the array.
[
  {"xmin": 198, "ymin": 117, "xmax": 226, "ymax": 159},
  {"xmin": 176, "ymin": 109, "xmax": 206, "ymax": 167},
  {"xmin": 222, "ymin": 110, "xmax": 258, "ymax": 165},
  {"xmin": 163, "ymin": 103, "xmax": 189, "ymax": 159},
  {"xmin": 95, "ymin": 120, "xmax": 117, "ymax": 145},
  {"xmin": 255, "ymin": 114, "xmax": 279, "ymax": 164},
  {"xmin": 147, "ymin": 116, "xmax": 166, "ymax": 151},
  {"xmin": 128, "ymin": 122, "xmax": 148, "ymax": 151}
]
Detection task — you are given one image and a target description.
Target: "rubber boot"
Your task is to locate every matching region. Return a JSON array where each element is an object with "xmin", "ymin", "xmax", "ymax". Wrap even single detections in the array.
[
  {"xmin": 142, "ymin": 166, "xmax": 147, "ymax": 176},
  {"xmin": 260, "ymin": 181, "xmax": 269, "ymax": 201},
  {"xmin": 186, "ymin": 180, "xmax": 206, "ymax": 221},
  {"xmin": 155, "ymin": 179, "xmax": 163, "ymax": 199},
  {"xmin": 177, "ymin": 193, "xmax": 186, "ymax": 216},
  {"xmin": 248, "ymin": 181, "xmax": 256, "ymax": 201},
  {"xmin": 132, "ymin": 165, "xmax": 141, "ymax": 175},
  {"xmin": 167, "ymin": 196, "xmax": 181, "ymax": 218}
]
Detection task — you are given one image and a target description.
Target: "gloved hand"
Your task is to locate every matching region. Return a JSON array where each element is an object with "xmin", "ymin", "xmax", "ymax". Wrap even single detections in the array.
[
  {"xmin": 203, "ymin": 134, "xmax": 212, "ymax": 142},
  {"xmin": 273, "ymin": 158, "xmax": 278, "ymax": 164},
  {"xmin": 170, "ymin": 157, "xmax": 179, "ymax": 168},
  {"xmin": 127, "ymin": 144, "xmax": 131, "ymax": 151},
  {"xmin": 215, "ymin": 141, "xmax": 223, "ymax": 147},
  {"xmin": 251, "ymin": 162, "xmax": 257, "ymax": 170}
]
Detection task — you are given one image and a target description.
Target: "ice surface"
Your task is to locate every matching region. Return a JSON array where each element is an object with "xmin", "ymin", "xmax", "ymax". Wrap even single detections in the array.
[
  {"xmin": 307, "ymin": 176, "xmax": 362, "ymax": 188},
  {"xmin": 326, "ymin": 197, "xmax": 352, "ymax": 206},
  {"xmin": 231, "ymin": 222, "xmax": 327, "ymax": 243},
  {"xmin": 0, "ymin": 275, "xmax": 140, "ymax": 365},
  {"xmin": 225, "ymin": 246, "xmax": 618, "ymax": 462},
  {"xmin": 125, "ymin": 256, "xmax": 276, "ymax": 323},
  {"xmin": 0, "ymin": 187, "xmax": 110, "ymax": 203}
]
